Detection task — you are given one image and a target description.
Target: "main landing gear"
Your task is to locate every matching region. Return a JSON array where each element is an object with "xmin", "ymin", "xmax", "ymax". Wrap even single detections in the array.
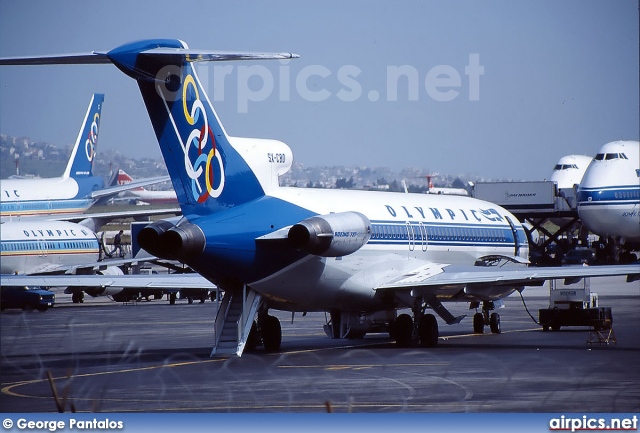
[
  {"xmin": 470, "ymin": 301, "xmax": 501, "ymax": 334},
  {"xmin": 393, "ymin": 296, "xmax": 465, "ymax": 348},
  {"xmin": 246, "ymin": 309, "xmax": 282, "ymax": 353},
  {"xmin": 71, "ymin": 291, "xmax": 84, "ymax": 304},
  {"xmin": 393, "ymin": 298, "xmax": 502, "ymax": 347}
]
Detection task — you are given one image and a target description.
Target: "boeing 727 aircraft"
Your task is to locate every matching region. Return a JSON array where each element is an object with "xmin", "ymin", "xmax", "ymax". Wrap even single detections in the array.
[{"xmin": 1, "ymin": 40, "xmax": 637, "ymax": 357}]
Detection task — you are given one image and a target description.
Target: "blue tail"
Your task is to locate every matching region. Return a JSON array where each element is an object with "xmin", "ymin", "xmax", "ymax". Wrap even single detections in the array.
[
  {"xmin": 106, "ymin": 40, "xmax": 266, "ymax": 218},
  {"xmin": 62, "ymin": 93, "xmax": 104, "ymax": 179}
]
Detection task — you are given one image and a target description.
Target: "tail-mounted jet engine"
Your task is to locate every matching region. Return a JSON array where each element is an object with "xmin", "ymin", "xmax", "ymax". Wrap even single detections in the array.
[
  {"xmin": 137, "ymin": 220, "xmax": 205, "ymax": 262},
  {"xmin": 288, "ymin": 211, "xmax": 371, "ymax": 257}
]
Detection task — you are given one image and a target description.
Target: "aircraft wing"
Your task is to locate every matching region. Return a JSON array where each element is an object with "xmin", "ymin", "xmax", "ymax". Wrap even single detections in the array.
[
  {"xmin": 0, "ymin": 273, "xmax": 215, "ymax": 290},
  {"xmin": 73, "ymin": 206, "xmax": 181, "ymax": 223},
  {"xmin": 377, "ymin": 263, "xmax": 640, "ymax": 300},
  {"xmin": 12, "ymin": 206, "xmax": 182, "ymax": 232}
]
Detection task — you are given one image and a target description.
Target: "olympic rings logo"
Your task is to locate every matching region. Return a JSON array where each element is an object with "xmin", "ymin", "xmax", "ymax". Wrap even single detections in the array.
[
  {"xmin": 182, "ymin": 74, "xmax": 225, "ymax": 202},
  {"xmin": 85, "ymin": 112, "xmax": 99, "ymax": 162}
]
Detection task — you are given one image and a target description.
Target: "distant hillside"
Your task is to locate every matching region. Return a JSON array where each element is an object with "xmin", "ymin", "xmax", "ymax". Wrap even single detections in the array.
[
  {"xmin": 1, "ymin": 134, "xmax": 168, "ymax": 180},
  {"xmin": 1, "ymin": 133, "xmax": 509, "ymax": 191}
]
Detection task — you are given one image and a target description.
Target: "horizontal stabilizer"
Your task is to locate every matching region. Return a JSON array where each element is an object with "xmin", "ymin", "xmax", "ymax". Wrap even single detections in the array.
[
  {"xmin": 0, "ymin": 52, "xmax": 111, "ymax": 65},
  {"xmin": 0, "ymin": 49, "xmax": 298, "ymax": 66},
  {"xmin": 143, "ymin": 48, "xmax": 299, "ymax": 62}
]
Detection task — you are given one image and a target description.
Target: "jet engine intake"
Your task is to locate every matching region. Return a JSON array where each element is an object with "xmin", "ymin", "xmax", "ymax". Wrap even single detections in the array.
[
  {"xmin": 288, "ymin": 211, "xmax": 371, "ymax": 257},
  {"xmin": 84, "ymin": 265, "xmax": 125, "ymax": 297}
]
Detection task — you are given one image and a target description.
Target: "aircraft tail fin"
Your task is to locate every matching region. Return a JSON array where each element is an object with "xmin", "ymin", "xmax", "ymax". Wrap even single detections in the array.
[
  {"xmin": 62, "ymin": 93, "xmax": 104, "ymax": 179},
  {"xmin": 104, "ymin": 40, "xmax": 297, "ymax": 216},
  {"xmin": 116, "ymin": 169, "xmax": 144, "ymax": 191},
  {"xmin": 0, "ymin": 41, "xmax": 297, "ymax": 217}
]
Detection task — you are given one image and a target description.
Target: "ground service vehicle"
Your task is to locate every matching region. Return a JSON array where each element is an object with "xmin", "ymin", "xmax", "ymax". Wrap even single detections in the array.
[
  {"xmin": 1, "ymin": 286, "xmax": 55, "ymax": 311},
  {"xmin": 539, "ymin": 278, "xmax": 612, "ymax": 331}
]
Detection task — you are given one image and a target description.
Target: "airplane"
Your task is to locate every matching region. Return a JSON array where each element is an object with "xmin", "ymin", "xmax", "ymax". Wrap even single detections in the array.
[
  {"xmin": 1, "ymin": 40, "xmax": 638, "ymax": 357},
  {"xmin": 549, "ymin": 154, "xmax": 593, "ymax": 191},
  {"xmin": 0, "ymin": 218, "xmax": 214, "ymax": 304},
  {"xmin": 546, "ymin": 154, "xmax": 593, "ymax": 244},
  {"xmin": 424, "ymin": 175, "xmax": 469, "ymax": 196},
  {"xmin": 115, "ymin": 169, "xmax": 178, "ymax": 205},
  {"xmin": 1, "ymin": 94, "xmax": 105, "ymax": 218},
  {"xmin": 577, "ymin": 140, "xmax": 640, "ymax": 263},
  {"xmin": 1, "ymin": 94, "xmax": 172, "ymax": 221}
]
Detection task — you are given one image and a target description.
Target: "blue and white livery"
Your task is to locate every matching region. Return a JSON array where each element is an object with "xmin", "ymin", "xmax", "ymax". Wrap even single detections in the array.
[
  {"xmin": 1, "ymin": 94, "xmax": 105, "ymax": 218},
  {"xmin": 1, "ymin": 40, "xmax": 637, "ymax": 356},
  {"xmin": 577, "ymin": 141, "xmax": 640, "ymax": 244},
  {"xmin": 0, "ymin": 220, "xmax": 100, "ymax": 275}
]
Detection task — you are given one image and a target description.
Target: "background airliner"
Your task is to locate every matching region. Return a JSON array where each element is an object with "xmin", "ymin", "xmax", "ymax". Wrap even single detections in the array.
[
  {"xmin": 547, "ymin": 154, "xmax": 593, "ymax": 237},
  {"xmin": 1, "ymin": 94, "xmax": 105, "ymax": 218},
  {"xmin": 577, "ymin": 140, "xmax": 640, "ymax": 263},
  {"xmin": 0, "ymin": 219, "xmax": 212, "ymax": 303},
  {"xmin": 0, "ymin": 94, "xmax": 174, "ymax": 222},
  {"xmin": 116, "ymin": 169, "xmax": 177, "ymax": 205},
  {"xmin": 1, "ymin": 40, "xmax": 637, "ymax": 357},
  {"xmin": 550, "ymin": 154, "xmax": 593, "ymax": 191}
]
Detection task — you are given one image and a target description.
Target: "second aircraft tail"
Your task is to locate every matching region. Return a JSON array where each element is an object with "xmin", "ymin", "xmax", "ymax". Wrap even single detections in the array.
[{"xmin": 62, "ymin": 93, "xmax": 104, "ymax": 180}]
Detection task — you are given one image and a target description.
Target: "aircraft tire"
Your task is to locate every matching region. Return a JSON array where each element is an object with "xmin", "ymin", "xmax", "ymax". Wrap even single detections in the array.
[
  {"xmin": 394, "ymin": 314, "xmax": 413, "ymax": 347},
  {"xmin": 418, "ymin": 314, "xmax": 438, "ymax": 347},
  {"xmin": 262, "ymin": 315, "xmax": 282, "ymax": 352},
  {"xmin": 473, "ymin": 313, "xmax": 484, "ymax": 334},
  {"xmin": 489, "ymin": 313, "xmax": 501, "ymax": 334}
]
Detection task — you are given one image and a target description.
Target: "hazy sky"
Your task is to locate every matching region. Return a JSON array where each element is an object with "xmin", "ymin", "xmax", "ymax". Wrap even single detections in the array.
[{"xmin": 0, "ymin": 1, "xmax": 638, "ymax": 180}]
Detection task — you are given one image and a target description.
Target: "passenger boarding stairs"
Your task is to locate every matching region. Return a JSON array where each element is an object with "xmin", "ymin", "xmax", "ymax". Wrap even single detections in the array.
[{"xmin": 211, "ymin": 286, "xmax": 262, "ymax": 357}]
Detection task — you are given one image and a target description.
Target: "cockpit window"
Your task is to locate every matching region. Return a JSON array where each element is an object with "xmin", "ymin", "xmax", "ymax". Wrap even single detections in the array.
[
  {"xmin": 595, "ymin": 153, "xmax": 627, "ymax": 161},
  {"xmin": 554, "ymin": 164, "xmax": 580, "ymax": 170}
]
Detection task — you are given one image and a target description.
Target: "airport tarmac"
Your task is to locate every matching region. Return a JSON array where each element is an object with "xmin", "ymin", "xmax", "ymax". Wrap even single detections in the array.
[{"xmin": 1, "ymin": 276, "xmax": 638, "ymax": 413}]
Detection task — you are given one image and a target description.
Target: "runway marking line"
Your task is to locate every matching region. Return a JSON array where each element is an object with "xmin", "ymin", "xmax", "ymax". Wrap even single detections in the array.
[
  {"xmin": 279, "ymin": 363, "xmax": 449, "ymax": 370},
  {"xmin": 1, "ymin": 326, "xmax": 539, "ymax": 405},
  {"xmin": 1, "ymin": 358, "xmax": 224, "ymax": 399}
]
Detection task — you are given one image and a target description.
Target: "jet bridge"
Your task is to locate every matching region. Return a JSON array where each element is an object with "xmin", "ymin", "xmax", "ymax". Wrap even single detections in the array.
[{"xmin": 472, "ymin": 181, "xmax": 584, "ymax": 265}]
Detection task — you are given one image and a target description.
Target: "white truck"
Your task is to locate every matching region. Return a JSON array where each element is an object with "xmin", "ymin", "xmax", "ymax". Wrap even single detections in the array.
[{"xmin": 538, "ymin": 278, "xmax": 613, "ymax": 332}]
